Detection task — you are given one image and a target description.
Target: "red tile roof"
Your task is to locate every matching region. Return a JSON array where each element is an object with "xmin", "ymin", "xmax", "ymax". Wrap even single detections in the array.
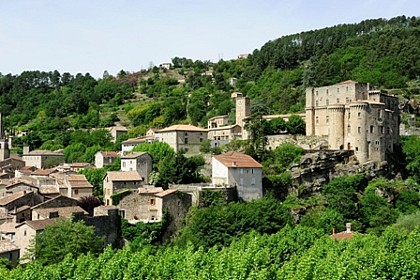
[
  {"xmin": 214, "ymin": 152, "xmax": 262, "ymax": 168},
  {"xmin": 157, "ymin": 124, "xmax": 207, "ymax": 133},
  {"xmin": 155, "ymin": 189, "xmax": 177, "ymax": 198},
  {"xmin": 99, "ymin": 151, "xmax": 120, "ymax": 157}
]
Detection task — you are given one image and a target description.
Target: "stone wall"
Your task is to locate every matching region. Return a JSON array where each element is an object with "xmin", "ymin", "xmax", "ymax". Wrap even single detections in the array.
[{"xmin": 267, "ymin": 134, "xmax": 328, "ymax": 150}]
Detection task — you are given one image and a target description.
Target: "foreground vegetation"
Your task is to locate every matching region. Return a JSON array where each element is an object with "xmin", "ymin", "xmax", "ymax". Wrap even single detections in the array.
[{"xmin": 3, "ymin": 225, "xmax": 420, "ymax": 279}]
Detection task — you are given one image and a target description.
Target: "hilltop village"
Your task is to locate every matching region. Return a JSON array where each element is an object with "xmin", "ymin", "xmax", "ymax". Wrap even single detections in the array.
[{"xmin": 0, "ymin": 79, "xmax": 403, "ymax": 264}]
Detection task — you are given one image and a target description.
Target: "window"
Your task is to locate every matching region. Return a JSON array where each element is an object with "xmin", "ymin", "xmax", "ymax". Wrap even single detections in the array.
[
  {"xmin": 326, "ymin": 89, "xmax": 329, "ymax": 95},
  {"xmin": 200, "ymin": 138, "xmax": 203, "ymax": 142},
  {"xmin": 150, "ymin": 198, "xmax": 155, "ymax": 205},
  {"xmin": 184, "ymin": 138, "xmax": 188, "ymax": 144},
  {"xmin": 316, "ymin": 100, "xmax": 319, "ymax": 106},
  {"xmin": 358, "ymin": 127, "xmax": 361, "ymax": 133},
  {"xmin": 316, "ymin": 116, "xmax": 319, "ymax": 125},
  {"xmin": 348, "ymin": 112, "xmax": 351, "ymax": 119},
  {"xmin": 326, "ymin": 99, "xmax": 329, "ymax": 106},
  {"xmin": 380, "ymin": 126, "xmax": 384, "ymax": 134},
  {"xmin": 251, "ymin": 178, "xmax": 256, "ymax": 185},
  {"xmin": 122, "ymin": 162, "xmax": 126, "ymax": 167},
  {"xmin": 337, "ymin": 98, "xmax": 340, "ymax": 104},
  {"xmin": 358, "ymin": 112, "xmax": 361, "ymax": 118},
  {"xmin": 326, "ymin": 116, "xmax": 329, "ymax": 124},
  {"xmin": 337, "ymin": 88, "xmax": 340, "ymax": 93},
  {"xmin": 316, "ymin": 91, "xmax": 318, "ymax": 96},
  {"xmin": 119, "ymin": 210, "xmax": 126, "ymax": 218},
  {"xmin": 356, "ymin": 147, "xmax": 359, "ymax": 151},
  {"xmin": 346, "ymin": 97, "xmax": 349, "ymax": 103},
  {"xmin": 347, "ymin": 125, "xmax": 351, "ymax": 134},
  {"xmin": 24, "ymin": 230, "xmax": 27, "ymax": 236},
  {"xmin": 74, "ymin": 189, "xmax": 79, "ymax": 195},
  {"xmin": 240, "ymin": 169, "xmax": 244, "ymax": 174},
  {"xmin": 370, "ymin": 126, "xmax": 374, "ymax": 133}
]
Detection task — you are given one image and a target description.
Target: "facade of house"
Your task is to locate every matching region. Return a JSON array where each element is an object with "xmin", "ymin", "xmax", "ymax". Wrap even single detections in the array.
[
  {"xmin": 120, "ymin": 152, "xmax": 152, "ymax": 184},
  {"xmin": 305, "ymin": 80, "xmax": 400, "ymax": 163},
  {"xmin": 212, "ymin": 152, "xmax": 263, "ymax": 201},
  {"xmin": 15, "ymin": 218, "xmax": 59, "ymax": 259},
  {"xmin": 22, "ymin": 150, "xmax": 64, "ymax": 169},
  {"xmin": 154, "ymin": 124, "xmax": 208, "ymax": 153},
  {"xmin": 94, "ymin": 151, "xmax": 120, "ymax": 168},
  {"xmin": 121, "ymin": 136, "xmax": 154, "ymax": 153},
  {"xmin": 207, "ymin": 124, "xmax": 242, "ymax": 147},
  {"xmin": 0, "ymin": 238, "xmax": 20, "ymax": 265},
  {"xmin": 58, "ymin": 174, "xmax": 93, "ymax": 199},
  {"xmin": 0, "ymin": 191, "xmax": 45, "ymax": 223},
  {"xmin": 98, "ymin": 187, "xmax": 192, "ymax": 236},
  {"xmin": 31, "ymin": 195, "xmax": 86, "ymax": 221},
  {"xmin": 107, "ymin": 126, "xmax": 128, "ymax": 142},
  {"xmin": 103, "ymin": 171, "xmax": 143, "ymax": 206}
]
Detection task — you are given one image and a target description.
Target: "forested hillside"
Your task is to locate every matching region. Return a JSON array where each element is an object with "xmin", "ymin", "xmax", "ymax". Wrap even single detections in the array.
[
  {"xmin": 0, "ymin": 15, "xmax": 419, "ymax": 156},
  {"xmin": 1, "ymin": 15, "xmax": 420, "ymax": 278}
]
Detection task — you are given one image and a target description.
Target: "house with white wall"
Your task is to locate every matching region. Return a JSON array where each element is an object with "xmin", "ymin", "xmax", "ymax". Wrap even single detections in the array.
[{"xmin": 212, "ymin": 152, "xmax": 263, "ymax": 201}]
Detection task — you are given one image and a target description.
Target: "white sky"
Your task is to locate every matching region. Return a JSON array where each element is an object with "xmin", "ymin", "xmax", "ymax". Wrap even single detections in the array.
[{"xmin": 0, "ymin": 0, "xmax": 418, "ymax": 78}]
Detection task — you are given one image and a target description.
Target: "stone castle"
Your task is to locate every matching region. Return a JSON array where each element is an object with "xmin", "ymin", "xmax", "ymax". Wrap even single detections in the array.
[{"xmin": 305, "ymin": 80, "xmax": 400, "ymax": 163}]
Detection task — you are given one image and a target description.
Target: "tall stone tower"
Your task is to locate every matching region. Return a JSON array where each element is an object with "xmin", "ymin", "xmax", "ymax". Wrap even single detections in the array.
[
  {"xmin": 0, "ymin": 113, "xmax": 10, "ymax": 161},
  {"xmin": 231, "ymin": 92, "xmax": 251, "ymax": 139},
  {"xmin": 232, "ymin": 92, "xmax": 250, "ymax": 128}
]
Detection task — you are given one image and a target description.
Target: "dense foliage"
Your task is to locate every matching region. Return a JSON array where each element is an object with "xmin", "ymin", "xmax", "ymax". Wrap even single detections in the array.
[
  {"xmin": 25, "ymin": 219, "xmax": 104, "ymax": 266},
  {"xmin": 4, "ymin": 225, "xmax": 420, "ymax": 279}
]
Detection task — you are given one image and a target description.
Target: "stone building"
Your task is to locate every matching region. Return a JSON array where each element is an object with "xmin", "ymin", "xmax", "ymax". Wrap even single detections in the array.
[
  {"xmin": 22, "ymin": 149, "xmax": 64, "ymax": 169},
  {"xmin": 154, "ymin": 124, "xmax": 208, "ymax": 153},
  {"xmin": 305, "ymin": 80, "xmax": 399, "ymax": 163},
  {"xmin": 120, "ymin": 152, "xmax": 152, "ymax": 184},
  {"xmin": 212, "ymin": 152, "xmax": 263, "ymax": 201},
  {"xmin": 103, "ymin": 171, "xmax": 143, "ymax": 206},
  {"xmin": 94, "ymin": 151, "xmax": 120, "ymax": 168}
]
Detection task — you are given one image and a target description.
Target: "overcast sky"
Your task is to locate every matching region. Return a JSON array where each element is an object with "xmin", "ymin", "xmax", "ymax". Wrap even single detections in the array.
[{"xmin": 0, "ymin": 0, "xmax": 418, "ymax": 78}]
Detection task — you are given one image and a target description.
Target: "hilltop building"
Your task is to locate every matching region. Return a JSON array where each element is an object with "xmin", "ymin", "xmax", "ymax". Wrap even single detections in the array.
[{"xmin": 305, "ymin": 80, "xmax": 399, "ymax": 163}]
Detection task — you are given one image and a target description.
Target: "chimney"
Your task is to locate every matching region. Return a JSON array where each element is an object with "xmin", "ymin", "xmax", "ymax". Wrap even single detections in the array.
[
  {"xmin": 346, "ymin": 223, "xmax": 352, "ymax": 233},
  {"xmin": 232, "ymin": 161, "xmax": 237, "ymax": 167}
]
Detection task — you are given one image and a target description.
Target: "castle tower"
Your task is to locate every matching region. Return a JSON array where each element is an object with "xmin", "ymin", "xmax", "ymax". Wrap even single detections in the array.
[
  {"xmin": 327, "ymin": 105, "xmax": 345, "ymax": 149},
  {"xmin": 305, "ymin": 87, "xmax": 316, "ymax": 136},
  {"xmin": 347, "ymin": 103, "xmax": 369, "ymax": 163},
  {"xmin": 232, "ymin": 92, "xmax": 250, "ymax": 128}
]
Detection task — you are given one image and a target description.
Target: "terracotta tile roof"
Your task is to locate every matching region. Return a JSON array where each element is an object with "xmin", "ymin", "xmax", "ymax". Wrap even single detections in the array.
[
  {"xmin": 38, "ymin": 186, "xmax": 60, "ymax": 195},
  {"xmin": 208, "ymin": 115, "xmax": 228, "ymax": 121},
  {"xmin": 137, "ymin": 187, "xmax": 164, "ymax": 194},
  {"xmin": 0, "ymin": 239, "xmax": 19, "ymax": 254},
  {"xmin": 23, "ymin": 150, "xmax": 63, "ymax": 156},
  {"xmin": 69, "ymin": 162, "xmax": 91, "ymax": 168},
  {"xmin": 20, "ymin": 166, "xmax": 37, "ymax": 171},
  {"xmin": 157, "ymin": 124, "xmax": 207, "ymax": 133},
  {"xmin": 31, "ymin": 168, "xmax": 57, "ymax": 176},
  {"xmin": 155, "ymin": 189, "xmax": 177, "ymax": 198},
  {"xmin": 122, "ymin": 136, "xmax": 152, "ymax": 144},
  {"xmin": 31, "ymin": 195, "xmax": 78, "ymax": 210},
  {"xmin": 106, "ymin": 171, "xmax": 142, "ymax": 181},
  {"xmin": 34, "ymin": 206, "xmax": 88, "ymax": 218},
  {"xmin": 214, "ymin": 152, "xmax": 262, "ymax": 168},
  {"xmin": 5, "ymin": 181, "xmax": 37, "ymax": 190},
  {"xmin": 330, "ymin": 231, "xmax": 355, "ymax": 240},
  {"xmin": 66, "ymin": 175, "xmax": 93, "ymax": 188},
  {"xmin": 0, "ymin": 191, "xmax": 32, "ymax": 206},
  {"xmin": 121, "ymin": 152, "xmax": 149, "ymax": 159},
  {"xmin": 18, "ymin": 218, "xmax": 60, "ymax": 231},
  {"xmin": 99, "ymin": 151, "xmax": 120, "ymax": 157}
]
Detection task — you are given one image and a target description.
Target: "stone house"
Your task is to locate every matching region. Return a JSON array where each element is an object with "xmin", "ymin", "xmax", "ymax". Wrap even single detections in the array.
[
  {"xmin": 212, "ymin": 152, "xmax": 263, "ymax": 201},
  {"xmin": 111, "ymin": 187, "xmax": 164, "ymax": 223},
  {"xmin": 0, "ymin": 238, "xmax": 20, "ymax": 265},
  {"xmin": 97, "ymin": 187, "xmax": 191, "ymax": 237},
  {"xmin": 121, "ymin": 136, "xmax": 154, "ymax": 153},
  {"xmin": 207, "ymin": 124, "xmax": 243, "ymax": 148},
  {"xmin": 154, "ymin": 124, "xmax": 208, "ymax": 153},
  {"xmin": 58, "ymin": 174, "xmax": 93, "ymax": 199},
  {"xmin": 305, "ymin": 80, "xmax": 400, "ymax": 163},
  {"xmin": 22, "ymin": 150, "xmax": 64, "ymax": 169},
  {"xmin": 120, "ymin": 152, "xmax": 152, "ymax": 184},
  {"xmin": 14, "ymin": 218, "xmax": 59, "ymax": 260},
  {"xmin": 0, "ymin": 158, "xmax": 25, "ymax": 178},
  {"xmin": 31, "ymin": 195, "xmax": 87, "ymax": 221},
  {"xmin": 94, "ymin": 151, "xmax": 120, "ymax": 168},
  {"xmin": 107, "ymin": 126, "xmax": 128, "ymax": 142},
  {"xmin": 0, "ymin": 182, "xmax": 38, "ymax": 197},
  {"xmin": 103, "ymin": 171, "xmax": 143, "ymax": 206},
  {"xmin": 0, "ymin": 191, "xmax": 45, "ymax": 223}
]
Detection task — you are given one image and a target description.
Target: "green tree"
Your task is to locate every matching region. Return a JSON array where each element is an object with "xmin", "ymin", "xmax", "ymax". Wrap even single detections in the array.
[
  {"xmin": 286, "ymin": 114, "xmax": 306, "ymax": 134},
  {"xmin": 27, "ymin": 219, "xmax": 104, "ymax": 265}
]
